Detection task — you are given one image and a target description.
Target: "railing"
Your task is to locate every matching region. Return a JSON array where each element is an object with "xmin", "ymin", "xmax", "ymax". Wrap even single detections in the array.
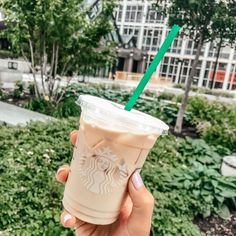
[{"xmin": 115, "ymin": 71, "xmax": 172, "ymax": 86}]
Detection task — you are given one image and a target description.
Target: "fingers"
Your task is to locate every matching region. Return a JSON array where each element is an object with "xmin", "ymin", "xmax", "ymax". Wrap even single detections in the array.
[
  {"xmin": 127, "ymin": 171, "xmax": 154, "ymax": 236},
  {"xmin": 70, "ymin": 130, "xmax": 78, "ymax": 146},
  {"xmin": 119, "ymin": 195, "xmax": 133, "ymax": 221},
  {"xmin": 59, "ymin": 131, "xmax": 80, "ymax": 229},
  {"xmin": 60, "ymin": 210, "xmax": 77, "ymax": 228},
  {"xmin": 56, "ymin": 130, "xmax": 78, "ymax": 183},
  {"xmin": 56, "ymin": 165, "xmax": 70, "ymax": 183},
  {"xmin": 61, "ymin": 210, "xmax": 85, "ymax": 230}
]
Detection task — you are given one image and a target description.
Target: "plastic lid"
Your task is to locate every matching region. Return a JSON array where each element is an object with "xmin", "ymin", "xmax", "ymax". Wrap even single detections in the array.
[{"xmin": 77, "ymin": 95, "xmax": 169, "ymax": 135}]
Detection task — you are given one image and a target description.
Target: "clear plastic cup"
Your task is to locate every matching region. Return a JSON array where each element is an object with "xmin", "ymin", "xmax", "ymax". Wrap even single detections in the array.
[{"xmin": 63, "ymin": 95, "xmax": 169, "ymax": 225}]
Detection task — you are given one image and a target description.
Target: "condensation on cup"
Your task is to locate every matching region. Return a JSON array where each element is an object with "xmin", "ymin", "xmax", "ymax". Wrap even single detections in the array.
[{"xmin": 63, "ymin": 95, "xmax": 169, "ymax": 225}]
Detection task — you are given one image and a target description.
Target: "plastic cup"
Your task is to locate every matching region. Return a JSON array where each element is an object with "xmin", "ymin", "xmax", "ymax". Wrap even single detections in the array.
[{"xmin": 63, "ymin": 95, "xmax": 169, "ymax": 225}]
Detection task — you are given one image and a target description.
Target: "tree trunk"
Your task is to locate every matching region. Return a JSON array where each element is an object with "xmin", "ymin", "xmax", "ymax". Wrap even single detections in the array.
[
  {"xmin": 28, "ymin": 40, "xmax": 40, "ymax": 98},
  {"xmin": 210, "ymin": 37, "xmax": 223, "ymax": 89},
  {"xmin": 48, "ymin": 43, "xmax": 56, "ymax": 97},
  {"xmin": 50, "ymin": 44, "xmax": 59, "ymax": 100},
  {"xmin": 174, "ymin": 35, "xmax": 203, "ymax": 134},
  {"xmin": 39, "ymin": 32, "xmax": 46, "ymax": 97}
]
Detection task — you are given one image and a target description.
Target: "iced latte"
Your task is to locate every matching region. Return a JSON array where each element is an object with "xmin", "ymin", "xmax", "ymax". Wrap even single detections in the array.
[{"xmin": 63, "ymin": 95, "xmax": 168, "ymax": 225}]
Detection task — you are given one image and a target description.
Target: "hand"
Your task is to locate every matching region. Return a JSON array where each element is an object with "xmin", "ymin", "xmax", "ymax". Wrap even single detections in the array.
[{"xmin": 56, "ymin": 130, "xmax": 154, "ymax": 236}]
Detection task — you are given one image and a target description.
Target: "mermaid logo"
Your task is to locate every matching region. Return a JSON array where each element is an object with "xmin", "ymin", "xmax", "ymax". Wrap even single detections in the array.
[{"xmin": 78, "ymin": 146, "xmax": 129, "ymax": 194}]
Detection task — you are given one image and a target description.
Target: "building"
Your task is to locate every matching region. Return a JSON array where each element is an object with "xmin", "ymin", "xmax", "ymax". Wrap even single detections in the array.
[{"xmin": 114, "ymin": 0, "xmax": 236, "ymax": 90}]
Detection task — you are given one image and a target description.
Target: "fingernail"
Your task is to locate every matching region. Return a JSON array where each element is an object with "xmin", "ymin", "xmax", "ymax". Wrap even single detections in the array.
[
  {"xmin": 70, "ymin": 130, "xmax": 77, "ymax": 137},
  {"xmin": 132, "ymin": 172, "xmax": 144, "ymax": 190},
  {"xmin": 57, "ymin": 167, "xmax": 66, "ymax": 176},
  {"xmin": 63, "ymin": 214, "xmax": 73, "ymax": 225}
]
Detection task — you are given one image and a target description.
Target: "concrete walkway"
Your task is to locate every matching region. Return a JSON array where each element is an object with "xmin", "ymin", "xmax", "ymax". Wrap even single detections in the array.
[{"xmin": 0, "ymin": 101, "xmax": 55, "ymax": 126}]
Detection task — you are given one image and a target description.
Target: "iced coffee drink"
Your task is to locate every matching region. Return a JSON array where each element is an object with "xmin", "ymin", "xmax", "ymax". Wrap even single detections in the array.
[{"xmin": 63, "ymin": 95, "xmax": 168, "ymax": 225}]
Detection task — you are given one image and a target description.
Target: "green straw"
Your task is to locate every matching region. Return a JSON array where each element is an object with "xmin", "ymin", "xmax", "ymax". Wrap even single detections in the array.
[{"xmin": 124, "ymin": 24, "xmax": 181, "ymax": 111}]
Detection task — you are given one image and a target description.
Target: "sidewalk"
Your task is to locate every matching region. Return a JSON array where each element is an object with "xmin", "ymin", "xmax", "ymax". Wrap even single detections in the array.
[{"xmin": 0, "ymin": 101, "xmax": 55, "ymax": 126}]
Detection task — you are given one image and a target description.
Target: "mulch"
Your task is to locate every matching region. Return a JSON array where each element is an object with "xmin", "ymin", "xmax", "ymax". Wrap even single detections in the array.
[{"xmin": 195, "ymin": 211, "xmax": 236, "ymax": 236}]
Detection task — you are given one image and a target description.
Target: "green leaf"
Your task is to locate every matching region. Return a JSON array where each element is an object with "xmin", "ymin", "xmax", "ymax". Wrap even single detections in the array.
[{"xmin": 217, "ymin": 204, "xmax": 231, "ymax": 220}]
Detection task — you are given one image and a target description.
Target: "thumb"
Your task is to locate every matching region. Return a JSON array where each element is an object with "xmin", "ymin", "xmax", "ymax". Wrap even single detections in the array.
[{"xmin": 127, "ymin": 171, "xmax": 154, "ymax": 236}]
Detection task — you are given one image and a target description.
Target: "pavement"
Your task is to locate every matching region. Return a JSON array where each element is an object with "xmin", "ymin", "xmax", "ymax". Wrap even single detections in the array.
[{"xmin": 0, "ymin": 101, "xmax": 55, "ymax": 126}]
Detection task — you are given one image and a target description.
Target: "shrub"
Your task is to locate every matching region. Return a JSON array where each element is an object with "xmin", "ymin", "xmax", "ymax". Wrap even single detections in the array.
[
  {"xmin": 13, "ymin": 81, "xmax": 24, "ymax": 99},
  {"xmin": 187, "ymin": 97, "xmax": 236, "ymax": 152},
  {"xmin": 24, "ymin": 98, "xmax": 55, "ymax": 116},
  {"xmin": 53, "ymin": 97, "xmax": 81, "ymax": 118},
  {"xmin": 1, "ymin": 119, "xmax": 235, "ymax": 235}
]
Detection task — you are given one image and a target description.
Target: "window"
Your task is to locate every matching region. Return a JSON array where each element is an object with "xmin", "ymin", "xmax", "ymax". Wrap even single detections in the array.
[
  {"xmin": 123, "ymin": 26, "xmax": 140, "ymax": 46},
  {"xmin": 8, "ymin": 62, "xmax": 18, "ymax": 70},
  {"xmin": 208, "ymin": 42, "xmax": 230, "ymax": 59},
  {"xmin": 226, "ymin": 64, "xmax": 236, "ymax": 90},
  {"xmin": 116, "ymin": 5, "xmax": 123, "ymax": 22},
  {"xmin": 169, "ymin": 38, "xmax": 182, "ymax": 54},
  {"xmin": 145, "ymin": 6, "xmax": 164, "ymax": 23},
  {"xmin": 142, "ymin": 27, "xmax": 162, "ymax": 51},
  {"xmin": 159, "ymin": 56, "xmax": 179, "ymax": 82},
  {"xmin": 202, "ymin": 60, "xmax": 226, "ymax": 88},
  {"xmin": 218, "ymin": 63, "xmax": 227, "ymax": 70},
  {"xmin": 125, "ymin": 5, "xmax": 143, "ymax": 23}
]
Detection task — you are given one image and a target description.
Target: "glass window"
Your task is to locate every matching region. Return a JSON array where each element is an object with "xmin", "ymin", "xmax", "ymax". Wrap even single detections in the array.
[
  {"xmin": 159, "ymin": 57, "xmax": 179, "ymax": 82},
  {"xmin": 123, "ymin": 25, "xmax": 141, "ymax": 46},
  {"xmin": 218, "ymin": 63, "xmax": 227, "ymax": 70},
  {"xmin": 116, "ymin": 5, "xmax": 123, "ymax": 22},
  {"xmin": 208, "ymin": 42, "xmax": 230, "ymax": 59},
  {"xmin": 168, "ymin": 37, "xmax": 182, "ymax": 54},
  {"xmin": 142, "ymin": 27, "xmax": 162, "ymax": 52},
  {"xmin": 145, "ymin": 6, "xmax": 165, "ymax": 23},
  {"xmin": 125, "ymin": 5, "xmax": 143, "ymax": 23}
]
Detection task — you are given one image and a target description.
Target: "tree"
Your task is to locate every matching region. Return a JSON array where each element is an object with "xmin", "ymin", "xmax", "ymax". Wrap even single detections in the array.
[
  {"xmin": 1, "ymin": 0, "xmax": 116, "ymax": 102},
  {"xmin": 156, "ymin": 0, "xmax": 234, "ymax": 133},
  {"xmin": 210, "ymin": 0, "xmax": 236, "ymax": 89}
]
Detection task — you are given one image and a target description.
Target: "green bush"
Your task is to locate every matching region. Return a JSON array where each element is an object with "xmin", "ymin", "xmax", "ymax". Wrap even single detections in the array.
[
  {"xmin": 1, "ymin": 118, "xmax": 235, "ymax": 235},
  {"xmin": 173, "ymin": 84, "xmax": 234, "ymax": 98},
  {"xmin": 53, "ymin": 97, "xmax": 81, "ymax": 118},
  {"xmin": 13, "ymin": 81, "xmax": 24, "ymax": 99},
  {"xmin": 0, "ymin": 119, "xmax": 77, "ymax": 235},
  {"xmin": 187, "ymin": 97, "xmax": 236, "ymax": 152},
  {"xmin": 24, "ymin": 98, "xmax": 55, "ymax": 116}
]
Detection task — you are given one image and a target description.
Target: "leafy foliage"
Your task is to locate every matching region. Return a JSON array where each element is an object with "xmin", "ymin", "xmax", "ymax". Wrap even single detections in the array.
[
  {"xmin": 0, "ymin": 118, "xmax": 235, "ymax": 235},
  {"xmin": 0, "ymin": 119, "xmax": 77, "ymax": 235},
  {"xmin": 187, "ymin": 97, "xmax": 236, "ymax": 152},
  {"xmin": 155, "ymin": 0, "xmax": 236, "ymax": 133},
  {"xmin": 1, "ymin": 0, "xmax": 116, "ymax": 101}
]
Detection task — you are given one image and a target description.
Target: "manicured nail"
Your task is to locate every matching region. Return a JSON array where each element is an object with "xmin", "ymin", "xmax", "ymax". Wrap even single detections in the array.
[
  {"xmin": 63, "ymin": 214, "xmax": 73, "ymax": 225},
  {"xmin": 57, "ymin": 167, "xmax": 66, "ymax": 176},
  {"xmin": 132, "ymin": 172, "xmax": 144, "ymax": 190},
  {"xmin": 70, "ymin": 130, "xmax": 77, "ymax": 137}
]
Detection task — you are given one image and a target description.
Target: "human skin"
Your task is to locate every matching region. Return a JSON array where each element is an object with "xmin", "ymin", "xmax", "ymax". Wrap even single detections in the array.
[{"xmin": 56, "ymin": 130, "xmax": 154, "ymax": 236}]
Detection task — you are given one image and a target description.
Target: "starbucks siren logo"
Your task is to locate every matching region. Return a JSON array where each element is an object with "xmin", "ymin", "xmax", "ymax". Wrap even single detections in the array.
[{"xmin": 78, "ymin": 146, "xmax": 129, "ymax": 194}]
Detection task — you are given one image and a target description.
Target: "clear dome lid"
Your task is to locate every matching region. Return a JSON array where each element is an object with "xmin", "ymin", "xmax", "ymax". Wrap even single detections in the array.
[{"xmin": 77, "ymin": 95, "xmax": 169, "ymax": 135}]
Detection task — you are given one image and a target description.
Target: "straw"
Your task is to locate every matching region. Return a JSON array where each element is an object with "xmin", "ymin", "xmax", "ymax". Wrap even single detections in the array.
[{"xmin": 124, "ymin": 24, "xmax": 181, "ymax": 111}]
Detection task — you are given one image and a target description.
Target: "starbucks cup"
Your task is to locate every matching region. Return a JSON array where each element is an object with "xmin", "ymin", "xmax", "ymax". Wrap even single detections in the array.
[{"xmin": 63, "ymin": 95, "xmax": 169, "ymax": 225}]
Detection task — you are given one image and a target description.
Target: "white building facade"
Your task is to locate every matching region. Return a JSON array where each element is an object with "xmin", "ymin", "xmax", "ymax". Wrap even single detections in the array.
[{"xmin": 115, "ymin": 0, "xmax": 236, "ymax": 90}]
